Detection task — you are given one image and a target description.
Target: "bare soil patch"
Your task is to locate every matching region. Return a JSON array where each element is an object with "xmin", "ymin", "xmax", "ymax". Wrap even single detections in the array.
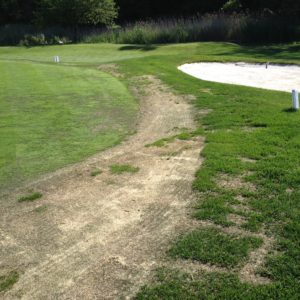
[
  {"xmin": 217, "ymin": 173, "xmax": 256, "ymax": 192},
  {"xmin": 0, "ymin": 76, "xmax": 203, "ymax": 299}
]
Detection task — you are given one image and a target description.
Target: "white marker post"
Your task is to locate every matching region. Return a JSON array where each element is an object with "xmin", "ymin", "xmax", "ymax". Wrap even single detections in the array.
[
  {"xmin": 53, "ymin": 56, "xmax": 60, "ymax": 63},
  {"xmin": 292, "ymin": 90, "xmax": 299, "ymax": 110}
]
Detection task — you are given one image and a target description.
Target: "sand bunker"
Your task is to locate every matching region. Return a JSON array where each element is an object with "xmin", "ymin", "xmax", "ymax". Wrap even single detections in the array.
[{"xmin": 178, "ymin": 63, "xmax": 300, "ymax": 93}]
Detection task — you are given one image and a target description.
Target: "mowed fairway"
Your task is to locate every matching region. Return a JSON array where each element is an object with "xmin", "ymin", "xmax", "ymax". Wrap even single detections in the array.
[
  {"xmin": 1, "ymin": 42, "xmax": 300, "ymax": 299},
  {"xmin": 0, "ymin": 58, "xmax": 137, "ymax": 191}
]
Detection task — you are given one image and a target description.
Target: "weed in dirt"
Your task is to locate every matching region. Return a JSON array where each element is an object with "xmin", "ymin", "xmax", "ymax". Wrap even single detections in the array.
[
  {"xmin": 146, "ymin": 129, "xmax": 203, "ymax": 148},
  {"xmin": 110, "ymin": 164, "xmax": 139, "ymax": 174},
  {"xmin": 169, "ymin": 227, "xmax": 263, "ymax": 268},
  {"xmin": 0, "ymin": 271, "xmax": 19, "ymax": 292},
  {"xmin": 145, "ymin": 137, "xmax": 174, "ymax": 147},
  {"xmin": 90, "ymin": 169, "xmax": 103, "ymax": 177},
  {"xmin": 18, "ymin": 192, "xmax": 42, "ymax": 203}
]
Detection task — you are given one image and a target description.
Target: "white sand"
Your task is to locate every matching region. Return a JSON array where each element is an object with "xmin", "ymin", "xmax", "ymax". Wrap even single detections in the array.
[{"xmin": 178, "ymin": 63, "xmax": 300, "ymax": 93}]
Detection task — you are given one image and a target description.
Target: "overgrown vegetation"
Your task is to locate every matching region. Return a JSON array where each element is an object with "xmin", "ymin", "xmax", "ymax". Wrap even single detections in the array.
[
  {"xmin": 1, "ymin": 0, "xmax": 300, "ymax": 45},
  {"xmin": 84, "ymin": 15, "xmax": 300, "ymax": 45},
  {"xmin": 1, "ymin": 15, "xmax": 299, "ymax": 46}
]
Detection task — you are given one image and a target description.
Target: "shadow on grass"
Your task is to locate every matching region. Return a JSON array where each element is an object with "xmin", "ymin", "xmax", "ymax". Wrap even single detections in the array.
[
  {"xmin": 119, "ymin": 44, "xmax": 157, "ymax": 51},
  {"xmin": 218, "ymin": 43, "xmax": 300, "ymax": 62},
  {"xmin": 283, "ymin": 108, "xmax": 298, "ymax": 113}
]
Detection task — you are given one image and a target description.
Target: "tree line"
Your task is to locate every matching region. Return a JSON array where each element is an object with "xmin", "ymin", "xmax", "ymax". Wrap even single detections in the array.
[{"xmin": 1, "ymin": 0, "xmax": 299, "ymax": 27}]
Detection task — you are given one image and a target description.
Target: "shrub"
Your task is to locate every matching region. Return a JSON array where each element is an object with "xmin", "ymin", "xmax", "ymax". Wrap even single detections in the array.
[{"xmin": 20, "ymin": 34, "xmax": 47, "ymax": 47}]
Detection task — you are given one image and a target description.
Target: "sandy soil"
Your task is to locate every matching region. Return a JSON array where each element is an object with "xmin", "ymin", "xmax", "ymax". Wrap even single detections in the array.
[
  {"xmin": 0, "ymin": 76, "xmax": 203, "ymax": 299},
  {"xmin": 179, "ymin": 62, "xmax": 300, "ymax": 92}
]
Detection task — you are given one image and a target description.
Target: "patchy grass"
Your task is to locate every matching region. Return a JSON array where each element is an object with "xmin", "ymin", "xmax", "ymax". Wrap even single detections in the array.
[
  {"xmin": 90, "ymin": 169, "xmax": 103, "ymax": 177},
  {"xmin": 193, "ymin": 194, "xmax": 237, "ymax": 227},
  {"xmin": 18, "ymin": 192, "xmax": 42, "ymax": 203},
  {"xmin": 170, "ymin": 228, "xmax": 263, "ymax": 268},
  {"xmin": 110, "ymin": 164, "xmax": 139, "ymax": 174},
  {"xmin": 136, "ymin": 268, "xmax": 300, "ymax": 299},
  {"xmin": 0, "ymin": 271, "xmax": 19, "ymax": 292}
]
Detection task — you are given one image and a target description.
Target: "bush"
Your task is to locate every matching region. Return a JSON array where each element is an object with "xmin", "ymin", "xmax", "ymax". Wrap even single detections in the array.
[{"xmin": 20, "ymin": 34, "xmax": 47, "ymax": 47}]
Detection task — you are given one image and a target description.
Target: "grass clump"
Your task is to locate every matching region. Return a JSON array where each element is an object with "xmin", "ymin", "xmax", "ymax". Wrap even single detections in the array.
[
  {"xmin": 90, "ymin": 169, "xmax": 103, "ymax": 177},
  {"xmin": 146, "ymin": 129, "xmax": 203, "ymax": 147},
  {"xmin": 193, "ymin": 194, "xmax": 237, "ymax": 227},
  {"xmin": 18, "ymin": 192, "xmax": 43, "ymax": 203},
  {"xmin": 169, "ymin": 227, "xmax": 263, "ymax": 268},
  {"xmin": 110, "ymin": 164, "xmax": 139, "ymax": 174},
  {"xmin": 145, "ymin": 137, "xmax": 174, "ymax": 147},
  {"xmin": 0, "ymin": 271, "xmax": 19, "ymax": 292}
]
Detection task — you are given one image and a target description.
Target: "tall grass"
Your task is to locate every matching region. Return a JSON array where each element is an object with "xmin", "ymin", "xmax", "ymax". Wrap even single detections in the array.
[
  {"xmin": 83, "ymin": 15, "xmax": 300, "ymax": 45},
  {"xmin": 1, "ymin": 14, "xmax": 300, "ymax": 46},
  {"xmin": 0, "ymin": 24, "xmax": 74, "ymax": 46}
]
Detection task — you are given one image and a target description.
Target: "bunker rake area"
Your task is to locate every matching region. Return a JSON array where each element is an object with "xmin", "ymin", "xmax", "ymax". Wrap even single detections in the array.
[{"xmin": 1, "ymin": 42, "xmax": 300, "ymax": 299}]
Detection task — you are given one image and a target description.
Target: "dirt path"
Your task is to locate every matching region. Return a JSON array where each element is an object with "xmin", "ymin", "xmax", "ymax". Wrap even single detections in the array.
[{"xmin": 0, "ymin": 76, "xmax": 203, "ymax": 299}]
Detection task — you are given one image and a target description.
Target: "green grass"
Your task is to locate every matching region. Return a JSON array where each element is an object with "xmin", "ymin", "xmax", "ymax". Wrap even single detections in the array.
[
  {"xmin": 136, "ymin": 268, "xmax": 300, "ymax": 299},
  {"xmin": 2, "ymin": 41, "xmax": 300, "ymax": 298},
  {"xmin": 193, "ymin": 194, "xmax": 238, "ymax": 227},
  {"xmin": 0, "ymin": 271, "xmax": 19, "ymax": 292},
  {"xmin": 110, "ymin": 164, "xmax": 139, "ymax": 174},
  {"xmin": 18, "ymin": 192, "xmax": 43, "ymax": 202},
  {"xmin": 0, "ymin": 51, "xmax": 138, "ymax": 192},
  {"xmin": 170, "ymin": 228, "xmax": 263, "ymax": 268}
]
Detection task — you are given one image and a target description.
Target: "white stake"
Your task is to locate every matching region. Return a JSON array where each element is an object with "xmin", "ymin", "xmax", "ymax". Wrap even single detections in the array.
[
  {"xmin": 292, "ymin": 90, "xmax": 299, "ymax": 110},
  {"xmin": 53, "ymin": 56, "xmax": 60, "ymax": 63}
]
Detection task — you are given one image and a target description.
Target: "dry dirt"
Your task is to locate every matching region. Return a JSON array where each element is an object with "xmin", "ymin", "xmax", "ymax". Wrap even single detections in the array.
[{"xmin": 0, "ymin": 76, "xmax": 204, "ymax": 299}]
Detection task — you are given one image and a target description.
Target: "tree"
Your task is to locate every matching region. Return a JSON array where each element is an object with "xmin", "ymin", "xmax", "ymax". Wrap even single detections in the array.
[
  {"xmin": 116, "ymin": 0, "xmax": 227, "ymax": 22},
  {"xmin": 0, "ymin": 0, "xmax": 37, "ymax": 25},
  {"xmin": 37, "ymin": 0, "xmax": 118, "ymax": 39},
  {"xmin": 222, "ymin": 0, "xmax": 242, "ymax": 13}
]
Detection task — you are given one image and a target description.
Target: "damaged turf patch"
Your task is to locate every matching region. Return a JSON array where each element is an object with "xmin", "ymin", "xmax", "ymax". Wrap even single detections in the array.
[{"xmin": 169, "ymin": 227, "xmax": 263, "ymax": 268}]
